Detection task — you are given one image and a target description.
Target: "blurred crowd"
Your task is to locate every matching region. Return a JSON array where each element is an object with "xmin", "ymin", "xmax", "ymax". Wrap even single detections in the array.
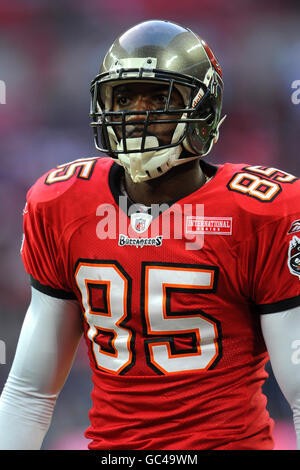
[{"xmin": 0, "ymin": 0, "xmax": 299, "ymax": 449}]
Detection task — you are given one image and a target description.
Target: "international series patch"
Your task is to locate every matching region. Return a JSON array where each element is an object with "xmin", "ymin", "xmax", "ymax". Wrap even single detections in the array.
[{"xmin": 185, "ymin": 216, "xmax": 232, "ymax": 235}]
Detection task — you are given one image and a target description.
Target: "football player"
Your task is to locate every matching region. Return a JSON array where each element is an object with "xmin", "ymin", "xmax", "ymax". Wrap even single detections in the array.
[{"xmin": 0, "ymin": 20, "xmax": 300, "ymax": 450}]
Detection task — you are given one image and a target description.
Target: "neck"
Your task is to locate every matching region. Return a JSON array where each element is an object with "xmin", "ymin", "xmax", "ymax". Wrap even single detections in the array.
[{"xmin": 123, "ymin": 159, "xmax": 205, "ymax": 206}]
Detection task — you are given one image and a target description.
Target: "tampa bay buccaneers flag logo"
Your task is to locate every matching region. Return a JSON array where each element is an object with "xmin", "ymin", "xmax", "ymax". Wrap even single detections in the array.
[
  {"xmin": 288, "ymin": 219, "xmax": 300, "ymax": 234},
  {"xmin": 288, "ymin": 236, "xmax": 300, "ymax": 279}
]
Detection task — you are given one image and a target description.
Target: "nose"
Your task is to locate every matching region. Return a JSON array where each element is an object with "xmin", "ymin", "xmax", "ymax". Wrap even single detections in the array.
[
  {"xmin": 135, "ymin": 95, "xmax": 151, "ymax": 110},
  {"xmin": 127, "ymin": 95, "xmax": 152, "ymax": 123}
]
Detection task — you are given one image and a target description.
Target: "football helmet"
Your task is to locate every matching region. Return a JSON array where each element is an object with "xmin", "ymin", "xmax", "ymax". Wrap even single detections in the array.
[{"xmin": 90, "ymin": 20, "xmax": 225, "ymax": 183}]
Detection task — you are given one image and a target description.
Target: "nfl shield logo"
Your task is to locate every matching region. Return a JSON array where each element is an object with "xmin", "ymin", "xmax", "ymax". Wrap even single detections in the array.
[
  {"xmin": 130, "ymin": 212, "xmax": 152, "ymax": 233},
  {"xmin": 135, "ymin": 218, "xmax": 146, "ymax": 232}
]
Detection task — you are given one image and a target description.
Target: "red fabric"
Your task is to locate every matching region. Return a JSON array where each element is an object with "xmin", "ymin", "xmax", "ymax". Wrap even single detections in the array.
[{"xmin": 21, "ymin": 157, "xmax": 300, "ymax": 450}]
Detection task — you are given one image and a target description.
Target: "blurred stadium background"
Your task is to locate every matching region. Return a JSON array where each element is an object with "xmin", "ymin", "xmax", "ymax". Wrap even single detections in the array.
[{"xmin": 0, "ymin": 0, "xmax": 299, "ymax": 450}]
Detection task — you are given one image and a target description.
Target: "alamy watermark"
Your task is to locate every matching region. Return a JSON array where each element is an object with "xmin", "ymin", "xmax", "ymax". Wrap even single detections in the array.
[
  {"xmin": 291, "ymin": 339, "xmax": 300, "ymax": 365},
  {"xmin": 95, "ymin": 198, "xmax": 232, "ymax": 251},
  {"xmin": 291, "ymin": 80, "xmax": 300, "ymax": 105},
  {"xmin": 0, "ymin": 340, "xmax": 6, "ymax": 365},
  {"xmin": 1, "ymin": 81, "xmax": 7, "ymax": 360},
  {"xmin": 96, "ymin": 198, "xmax": 205, "ymax": 250},
  {"xmin": 0, "ymin": 80, "xmax": 6, "ymax": 104}
]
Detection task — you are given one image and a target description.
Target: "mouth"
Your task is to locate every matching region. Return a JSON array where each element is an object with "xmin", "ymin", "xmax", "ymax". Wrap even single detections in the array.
[
  {"xmin": 113, "ymin": 124, "xmax": 147, "ymax": 139},
  {"xmin": 113, "ymin": 123, "xmax": 174, "ymax": 148},
  {"xmin": 124, "ymin": 125, "xmax": 145, "ymax": 138}
]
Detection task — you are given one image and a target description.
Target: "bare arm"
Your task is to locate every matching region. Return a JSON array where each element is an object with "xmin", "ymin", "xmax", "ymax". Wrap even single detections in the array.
[
  {"xmin": 0, "ymin": 287, "xmax": 83, "ymax": 449},
  {"xmin": 261, "ymin": 306, "xmax": 300, "ymax": 450}
]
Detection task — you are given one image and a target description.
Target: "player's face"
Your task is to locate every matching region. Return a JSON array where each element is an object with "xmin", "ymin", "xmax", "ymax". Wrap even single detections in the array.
[{"xmin": 112, "ymin": 83, "xmax": 184, "ymax": 146}]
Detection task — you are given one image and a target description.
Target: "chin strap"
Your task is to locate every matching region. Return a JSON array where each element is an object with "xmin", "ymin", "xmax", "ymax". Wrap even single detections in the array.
[
  {"xmin": 202, "ymin": 114, "xmax": 227, "ymax": 157},
  {"xmin": 170, "ymin": 114, "xmax": 227, "ymax": 168},
  {"xmin": 116, "ymin": 136, "xmax": 183, "ymax": 183},
  {"xmin": 114, "ymin": 114, "xmax": 227, "ymax": 183}
]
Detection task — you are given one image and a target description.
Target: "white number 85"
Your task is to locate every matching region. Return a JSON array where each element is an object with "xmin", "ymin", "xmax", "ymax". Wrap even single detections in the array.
[{"xmin": 75, "ymin": 260, "xmax": 222, "ymax": 375}]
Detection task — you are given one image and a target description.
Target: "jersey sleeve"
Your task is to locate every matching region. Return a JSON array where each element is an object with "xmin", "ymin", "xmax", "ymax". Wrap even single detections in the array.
[
  {"xmin": 21, "ymin": 188, "xmax": 76, "ymax": 300},
  {"xmin": 240, "ymin": 215, "xmax": 300, "ymax": 314}
]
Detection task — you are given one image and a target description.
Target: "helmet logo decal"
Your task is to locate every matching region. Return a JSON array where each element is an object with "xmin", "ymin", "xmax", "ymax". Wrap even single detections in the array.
[{"xmin": 200, "ymin": 39, "xmax": 223, "ymax": 79}]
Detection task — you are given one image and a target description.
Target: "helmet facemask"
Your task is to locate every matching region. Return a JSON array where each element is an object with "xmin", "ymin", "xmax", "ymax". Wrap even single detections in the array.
[{"xmin": 90, "ymin": 56, "xmax": 225, "ymax": 182}]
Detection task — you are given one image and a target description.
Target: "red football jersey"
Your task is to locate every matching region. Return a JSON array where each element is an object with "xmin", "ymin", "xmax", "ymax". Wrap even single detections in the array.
[{"xmin": 21, "ymin": 157, "xmax": 300, "ymax": 450}]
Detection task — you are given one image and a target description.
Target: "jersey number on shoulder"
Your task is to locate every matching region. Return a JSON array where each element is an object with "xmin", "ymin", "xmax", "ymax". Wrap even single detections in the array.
[
  {"xmin": 45, "ymin": 158, "xmax": 97, "ymax": 185},
  {"xmin": 227, "ymin": 165, "xmax": 297, "ymax": 202},
  {"xmin": 75, "ymin": 260, "xmax": 221, "ymax": 375}
]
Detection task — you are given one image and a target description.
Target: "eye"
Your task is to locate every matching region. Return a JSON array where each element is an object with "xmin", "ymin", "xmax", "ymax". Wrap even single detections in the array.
[
  {"xmin": 154, "ymin": 94, "xmax": 168, "ymax": 105},
  {"xmin": 116, "ymin": 96, "xmax": 130, "ymax": 106}
]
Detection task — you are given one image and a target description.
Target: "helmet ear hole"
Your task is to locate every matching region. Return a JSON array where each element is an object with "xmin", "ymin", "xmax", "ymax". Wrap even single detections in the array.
[
  {"xmin": 197, "ymin": 105, "xmax": 214, "ymax": 122},
  {"xmin": 205, "ymin": 111, "xmax": 215, "ymax": 126}
]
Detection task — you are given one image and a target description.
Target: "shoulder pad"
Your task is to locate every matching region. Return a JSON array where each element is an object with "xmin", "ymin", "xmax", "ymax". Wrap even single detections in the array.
[
  {"xmin": 26, "ymin": 157, "xmax": 112, "ymax": 206},
  {"xmin": 225, "ymin": 163, "xmax": 300, "ymax": 219}
]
